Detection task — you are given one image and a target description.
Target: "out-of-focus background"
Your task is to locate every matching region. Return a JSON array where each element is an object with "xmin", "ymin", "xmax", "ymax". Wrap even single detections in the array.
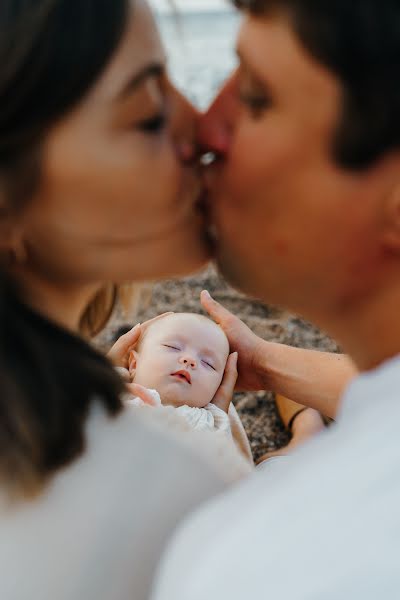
[
  {"xmin": 154, "ymin": 0, "xmax": 240, "ymax": 109},
  {"xmin": 96, "ymin": 0, "xmax": 338, "ymax": 462}
]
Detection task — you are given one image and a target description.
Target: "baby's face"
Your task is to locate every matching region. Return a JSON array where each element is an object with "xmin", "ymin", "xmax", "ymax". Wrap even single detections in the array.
[{"xmin": 131, "ymin": 314, "xmax": 230, "ymax": 408}]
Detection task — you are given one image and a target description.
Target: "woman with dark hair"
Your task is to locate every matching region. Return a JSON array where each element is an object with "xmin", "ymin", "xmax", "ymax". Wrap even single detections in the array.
[{"xmin": 0, "ymin": 1, "xmax": 248, "ymax": 598}]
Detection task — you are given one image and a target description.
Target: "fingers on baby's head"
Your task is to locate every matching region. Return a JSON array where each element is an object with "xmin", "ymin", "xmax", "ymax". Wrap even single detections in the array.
[{"xmin": 112, "ymin": 324, "xmax": 134, "ymax": 343}]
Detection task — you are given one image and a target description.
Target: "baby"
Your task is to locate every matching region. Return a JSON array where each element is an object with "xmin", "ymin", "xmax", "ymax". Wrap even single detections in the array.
[{"xmin": 125, "ymin": 313, "xmax": 233, "ymax": 435}]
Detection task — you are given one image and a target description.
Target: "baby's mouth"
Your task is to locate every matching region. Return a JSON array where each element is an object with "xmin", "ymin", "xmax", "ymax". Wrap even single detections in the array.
[{"xmin": 171, "ymin": 370, "xmax": 192, "ymax": 385}]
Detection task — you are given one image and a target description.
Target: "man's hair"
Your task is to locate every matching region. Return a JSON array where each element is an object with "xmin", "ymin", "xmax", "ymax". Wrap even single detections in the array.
[{"xmin": 233, "ymin": 0, "xmax": 400, "ymax": 170}]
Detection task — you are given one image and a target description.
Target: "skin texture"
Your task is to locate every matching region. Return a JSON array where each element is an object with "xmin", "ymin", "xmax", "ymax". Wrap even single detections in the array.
[
  {"xmin": 199, "ymin": 14, "xmax": 400, "ymax": 371},
  {"xmin": 129, "ymin": 313, "xmax": 230, "ymax": 408},
  {"xmin": 8, "ymin": 0, "xmax": 209, "ymax": 331}
]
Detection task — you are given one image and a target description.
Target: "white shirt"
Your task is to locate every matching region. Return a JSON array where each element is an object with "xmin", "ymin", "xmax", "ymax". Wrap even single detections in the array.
[
  {"xmin": 153, "ymin": 355, "xmax": 400, "ymax": 600},
  {"xmin": 0, "ymin": 404, "xmax": 250, "ymax": 600}
]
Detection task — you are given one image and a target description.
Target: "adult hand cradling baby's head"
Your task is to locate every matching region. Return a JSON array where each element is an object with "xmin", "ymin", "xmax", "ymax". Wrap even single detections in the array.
[{"xmin": 107, "ymin": 312, "xmax": 174, "ymax": 368}]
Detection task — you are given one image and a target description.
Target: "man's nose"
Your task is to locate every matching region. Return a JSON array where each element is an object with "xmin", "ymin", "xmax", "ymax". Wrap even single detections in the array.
[
  {"xmin": 179, "ymin": 355, "xmax": 197, "ymax": 369},
  {"xmin": 198, "ymin": 72, "xmax": 240, "ymax": 158}
]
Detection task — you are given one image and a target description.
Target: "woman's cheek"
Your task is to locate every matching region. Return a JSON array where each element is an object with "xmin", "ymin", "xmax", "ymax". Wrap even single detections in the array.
[{"xmin": 134, "ymin": 142, "xmax": 182, "ymax": 210}]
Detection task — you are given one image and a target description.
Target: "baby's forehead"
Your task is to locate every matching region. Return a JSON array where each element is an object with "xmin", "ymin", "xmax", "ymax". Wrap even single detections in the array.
[{"xmin": 145, "ymin": 313, "xmax": 229, "ymax": 350}]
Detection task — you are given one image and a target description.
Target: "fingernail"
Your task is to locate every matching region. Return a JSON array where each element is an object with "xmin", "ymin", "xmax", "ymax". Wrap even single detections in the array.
[
  {"xmin": 131, "ymin": 323, "xmax": 141, "ymax": 332},
  {"xmin": 202, "ymin": 290, "xmax": 211, "ymax": 299}
]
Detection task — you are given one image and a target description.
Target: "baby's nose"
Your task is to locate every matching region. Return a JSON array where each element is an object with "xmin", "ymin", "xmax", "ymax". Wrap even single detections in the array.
[{"xmin": 179, "ymin": 355, "xmax": 197, "ymax": 369}]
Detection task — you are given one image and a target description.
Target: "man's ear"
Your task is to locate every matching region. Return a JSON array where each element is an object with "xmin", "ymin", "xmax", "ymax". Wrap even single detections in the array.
[
  {"xmin": 128, "ymin": 350, "xmax": 139, "ymax": 378},
  {"xmin": 381, "ymin": 183, "xmax": 400, "ymax": 253}
]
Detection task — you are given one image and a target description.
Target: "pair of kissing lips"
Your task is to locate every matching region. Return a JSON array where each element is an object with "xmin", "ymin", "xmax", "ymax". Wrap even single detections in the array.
[{"xmin": 171, "ymin": 370, "xmax": 192, "ymax": 385}]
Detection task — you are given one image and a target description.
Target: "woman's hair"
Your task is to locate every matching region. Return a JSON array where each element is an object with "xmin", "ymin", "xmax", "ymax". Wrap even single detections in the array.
[
  {"xmin": 233, "ymin": 0, "xmax": 400, "ymax": 170},
  {"xmin": 0, "ymin": 276, "xmax": 124, "ymax": 498},
  {"xmin": 80, "ymin": 283, "xmax": 146, "ymax": 340},
  {"xmin": 80, "ymin": 284, "xmax": 119, "ymax": 340},
  {"xmin": 0, "ymin": 0, "xmax": 131, "ymax": 498}
]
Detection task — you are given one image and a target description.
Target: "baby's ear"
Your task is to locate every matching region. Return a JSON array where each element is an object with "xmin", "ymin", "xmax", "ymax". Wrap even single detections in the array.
[{"xmin": 128, "ymin": 350, "xmax": 139, "ymax": 378}]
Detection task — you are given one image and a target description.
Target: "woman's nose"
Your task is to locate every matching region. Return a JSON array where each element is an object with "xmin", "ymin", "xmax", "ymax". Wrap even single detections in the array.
[
  {"xmin": 197, "ymin": 72, "xmax": 240, "ymax": 158},
  {"xmin": 179, "ymin": 355, "xmax": 197, "ymax": 369},
  {"xmin": 168, "ymin": 82, "xmax": 200, "ymax": 165}
]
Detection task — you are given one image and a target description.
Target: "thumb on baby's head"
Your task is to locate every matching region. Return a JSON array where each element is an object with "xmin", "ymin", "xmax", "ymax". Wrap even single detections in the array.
[
  {"xmin": 211, "ymin": 352, "xmax": 238, "ymax": 413},
  {"xmin": 107, "ymin": 323, "xmax": 142, "ymax": 367},
  {"xmin": 128, "ymin": 349, "xmax": 138, "ymax": 376}
]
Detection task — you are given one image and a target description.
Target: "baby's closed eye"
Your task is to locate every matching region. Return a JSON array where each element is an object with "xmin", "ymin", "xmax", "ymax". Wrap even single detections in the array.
[
  {"xmin": 201, "ymin": 359, "xmax": 216, "ymax": 371},
  {"xmin": 163, "ymin": 344, "xmax": 181, "ymax": 351}
]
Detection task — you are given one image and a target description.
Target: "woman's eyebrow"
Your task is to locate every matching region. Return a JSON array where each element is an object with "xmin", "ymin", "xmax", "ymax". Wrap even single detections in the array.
[{"xmin": 116, "ymin": 62, "xmax": 164, "ymax": 102}]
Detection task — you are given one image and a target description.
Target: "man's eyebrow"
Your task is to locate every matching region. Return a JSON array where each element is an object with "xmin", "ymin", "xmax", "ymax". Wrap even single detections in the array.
[
  {"xmin": 235, "ymin": 46, "xmax": 275, "ymax": 92},
  {"xmin": 235, "ymin": 47, "xmax": 260, "ymax": 75},
  {"xmin": 116, "ymin": 62, "xmax": 164, "ymax": 102}
]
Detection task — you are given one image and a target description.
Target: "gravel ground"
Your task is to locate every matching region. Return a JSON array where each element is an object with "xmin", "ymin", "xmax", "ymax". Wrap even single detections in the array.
[{"xmin": 95, "ymin": 265, "xmax": 339, "ymax": 463}]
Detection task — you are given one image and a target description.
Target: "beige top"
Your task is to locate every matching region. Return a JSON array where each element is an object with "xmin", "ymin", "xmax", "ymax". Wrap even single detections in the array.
[{"xmin": 0, "ymin": 403, "xmax": 250, "ymax": 600}]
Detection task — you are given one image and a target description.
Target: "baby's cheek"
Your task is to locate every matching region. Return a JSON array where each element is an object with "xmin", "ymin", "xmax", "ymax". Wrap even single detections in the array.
[
  {"xmin": 185, "ymin": 381, "xmax": 213, "ymax": 408},
  {"xmin": 216, "ymin": 371, "xmax": 225, "ymax": 388},
  {"xmin": 208, "ymin": 374, "xmax": 223, "ymax": 398}
]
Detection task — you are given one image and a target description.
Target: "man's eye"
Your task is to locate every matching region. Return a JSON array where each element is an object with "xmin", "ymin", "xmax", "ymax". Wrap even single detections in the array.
[
  {"xmin": 163, "ymin": 344, "xmax": 180, "ymax": 351},
  {"xmin": 138, "ymin": 113, "xmax": 166, "ymax": 133},
  {"xmin": 202, "ymin": 360, "xmax": 216, "ymax": 371},
  {"xmin": 239, "ymin": 92, "xmax": 271, "ymax": 118}
]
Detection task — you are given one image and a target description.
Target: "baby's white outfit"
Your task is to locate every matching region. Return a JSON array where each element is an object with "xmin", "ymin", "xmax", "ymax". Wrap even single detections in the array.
[
  {"xmin": 175, "ymin": 403, "xmax": 231, "ymax": 435},
  {"xmin": 126, "ymin": 387, "xmax": 231, "ymax": 435},
  {"xmin": 115, "ymin": 368, "xmax": 253, "ymax": 464}
]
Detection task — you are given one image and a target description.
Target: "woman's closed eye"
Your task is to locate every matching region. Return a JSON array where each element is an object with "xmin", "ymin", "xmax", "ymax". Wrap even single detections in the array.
[{"xmin": 137, "ymin": 112, "xmax": 166, "ymax": 134}]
